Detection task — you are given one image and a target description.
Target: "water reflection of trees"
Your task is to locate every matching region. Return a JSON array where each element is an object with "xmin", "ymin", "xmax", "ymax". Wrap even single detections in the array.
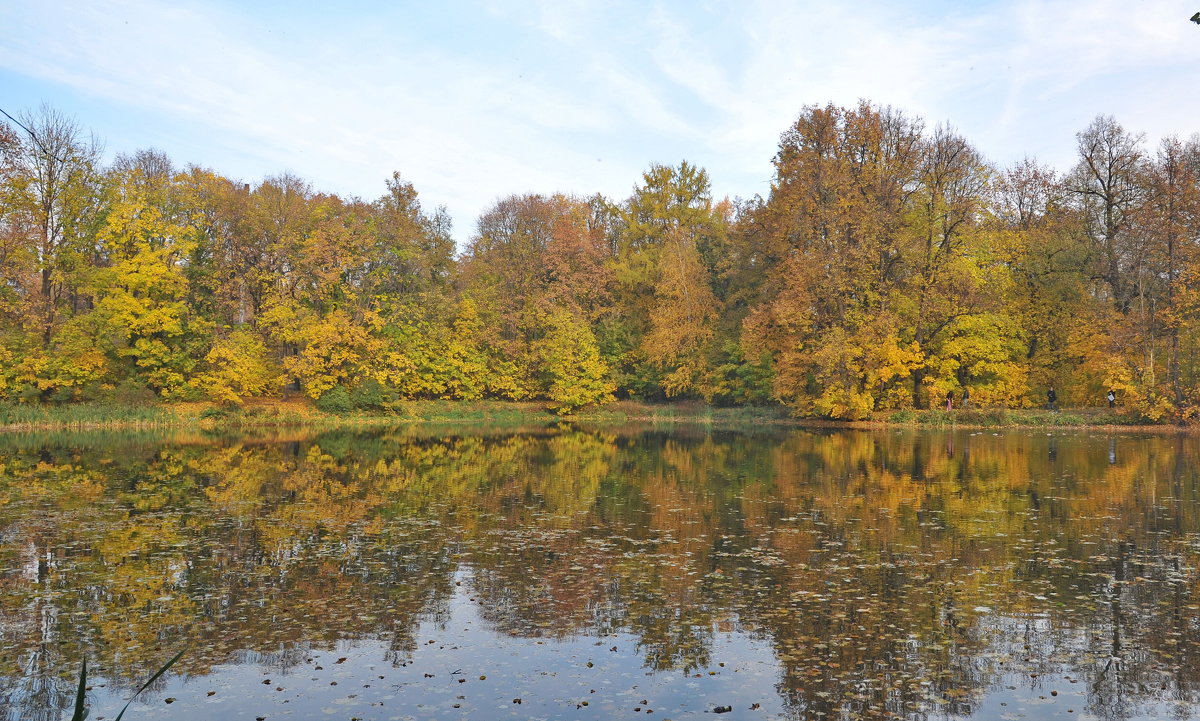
[{"xmin": 0, "ymin": 428, "xmax": 1199, "ymax": 720}]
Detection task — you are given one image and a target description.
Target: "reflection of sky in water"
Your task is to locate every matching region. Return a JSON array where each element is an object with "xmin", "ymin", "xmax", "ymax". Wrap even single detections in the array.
[
  {"xmin": 70, "ymin": 604, "xmax": 1200, "ymax": 721},
  {"xmin": 89, "ymin": 568, "xmax": 786, "ymax": 720},
  {"xmin": 963, "ymin": 614, "xmax": 1193, "ymax": 721}
]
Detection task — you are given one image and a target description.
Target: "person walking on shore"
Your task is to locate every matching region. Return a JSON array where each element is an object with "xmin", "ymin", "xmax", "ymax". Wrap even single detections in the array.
[
  {"xmin": 961, "ymin": 387, "xmax": 970, "ymax": 410},
  {"xmin": 1047, "ymin": 386, "xmax": 1058, "ymax": 411},
  {"xmin": 1107, "ymin": 389, "xmax": 1116, "ymax": 408},
  {"xmin": 946, "ymin": 390, "xmax": 953, "ymax": 411}
]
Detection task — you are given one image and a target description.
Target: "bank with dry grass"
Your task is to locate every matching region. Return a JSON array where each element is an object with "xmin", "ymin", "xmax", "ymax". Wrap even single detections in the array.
[{"xmin": 0, "ymin": 398, "xmax": 1192, "ymax": 434}]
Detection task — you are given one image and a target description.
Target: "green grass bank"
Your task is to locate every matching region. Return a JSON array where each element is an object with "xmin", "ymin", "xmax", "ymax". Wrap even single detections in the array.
[{"xmin": 0, "ymin": 398, "xmax": 1190, "ymax": 434}]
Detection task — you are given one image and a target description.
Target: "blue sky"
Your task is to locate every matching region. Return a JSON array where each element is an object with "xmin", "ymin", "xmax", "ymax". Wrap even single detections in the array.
[{"xmin": 2, "ymin": 0, "xmax": 1198, "ymax": 245}]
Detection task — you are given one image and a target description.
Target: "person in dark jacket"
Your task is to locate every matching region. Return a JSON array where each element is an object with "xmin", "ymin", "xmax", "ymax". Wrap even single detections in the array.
[
  {"xmin": 961, "ymin": 387, "xmax": 970, "ymax": 410},
  {"xmin": 1047, "ymin": 387, "xmax": 1058, "ymax": 411},
  {"xmin": 1107, "ymin": 389, "xmax": 1116, "ymax": 408}
]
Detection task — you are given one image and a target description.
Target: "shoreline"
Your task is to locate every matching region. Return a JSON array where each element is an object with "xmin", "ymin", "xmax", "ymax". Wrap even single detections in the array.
[{"xmin": 0, "ymin": 399, "xmax": 1194, "ymax": 435}]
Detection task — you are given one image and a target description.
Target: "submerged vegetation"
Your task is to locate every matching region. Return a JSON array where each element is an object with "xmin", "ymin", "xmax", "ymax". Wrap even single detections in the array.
[
  {"xmin": 1, "ymin": 103, "xmax": 1199, "ymax": 420},
  {"xmin": 70, "ymin": 650, "xmax": 185, "ymax": 721}
]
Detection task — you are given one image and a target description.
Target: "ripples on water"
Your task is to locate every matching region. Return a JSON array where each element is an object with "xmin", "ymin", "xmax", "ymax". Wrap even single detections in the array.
[{"xmin": 0, "ymin": 426, "xmax": 1198, "ymax": 720}]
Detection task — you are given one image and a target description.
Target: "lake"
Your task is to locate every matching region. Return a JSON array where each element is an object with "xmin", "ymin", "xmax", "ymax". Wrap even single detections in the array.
[{"xmin": 1, "ymin": 425, "xmax": 1199, "ymax": 720}]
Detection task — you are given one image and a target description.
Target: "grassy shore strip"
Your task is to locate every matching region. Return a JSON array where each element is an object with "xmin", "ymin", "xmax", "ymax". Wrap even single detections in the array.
[
  {"xmin": 0, "ymin": 401, "xmax": 179, "ymax": 432},
  {"xmin": 877, "ymin": 407, "xmax": 1194, "ymax": 431},
  {"xmin": 0, "ymin": 400, "xmax": 564, "ymax": 433},
  {"xmin": 0, "ymin": 399, "xmax": 1192, "ymax": 434},
  {"xmin": 589, "ymin": 404, "xmax": 1196, "ymax": 432}
]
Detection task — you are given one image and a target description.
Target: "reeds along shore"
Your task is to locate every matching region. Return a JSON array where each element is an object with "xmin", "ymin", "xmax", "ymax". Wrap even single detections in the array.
[{"xmin": 0, "ymin": 400, "xmax": 1188, "ymax": 434}]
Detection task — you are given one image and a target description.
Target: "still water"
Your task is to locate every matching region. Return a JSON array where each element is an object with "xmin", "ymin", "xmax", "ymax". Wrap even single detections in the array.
[{"xmin": 1, "ymin": 425, "xmax": 1199, "ymax": 721}]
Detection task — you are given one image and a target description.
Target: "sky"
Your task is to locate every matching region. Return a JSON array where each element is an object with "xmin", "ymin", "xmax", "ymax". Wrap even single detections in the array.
[{"xmin": 2, "ymin": 0, "xmax": 1199, "ymax": 246}]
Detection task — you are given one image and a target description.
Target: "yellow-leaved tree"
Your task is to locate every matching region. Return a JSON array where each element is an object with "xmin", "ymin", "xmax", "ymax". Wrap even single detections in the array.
[
  {"xmin": 93, "ymin": 191, "xmax": 208, "ymax": 397},
  {"xmin": 272, "ymin": 307, "xmax": 377, "ymax": 401},
  {"xmin": 9, "ymin": 320, "xmax": 109, "ymax": 401},
  {"xmin": 438, "ymin": 299, "xmax": 492, "ymax": 401},
  {"xmin": 197, "ymin": 329, "xmax": 285, "ymax": 404},
  {"xmin": 924, "ymin": 313, "xmax": 1029, "ymax": 408},
  {"xmin": 644, "ymin": 228, "xmax": 718, "ymax": 396},
  {"xmin": 536, "ymin": 309, "xmax": 615, "ymax": 414}
]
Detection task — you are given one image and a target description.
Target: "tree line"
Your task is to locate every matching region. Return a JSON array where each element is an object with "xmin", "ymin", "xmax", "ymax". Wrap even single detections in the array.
[{"xmin": 1, "ymin": 101, "xmax": 1197, "ymax": 418}]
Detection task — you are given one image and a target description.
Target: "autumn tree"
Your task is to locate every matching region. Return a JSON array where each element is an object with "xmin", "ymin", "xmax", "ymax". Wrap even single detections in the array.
[
  {"xmin": 459, "ymin": 193, "xmax": 614, "ymax": 401},
  {"xmin": 907, "ymin": 126, "xmax": 1030, "ymax": 408},
  {"xmin": 5, "ymin": 106, "xmax": 106, "ymax": 346},
  {"xmin": 743, "ymin": 103, "xmax": 926, "ymax": 417},
  {"xmin": 988, "ymin": 159, "xmax": 1088, "ymax": 403},
  {"xmin": 1137, "ymin": 136, "xmax": 1200, "ymax": 416},
  {"xmin": 196, "ymin": 329, "xmax": 283, "ymax": 404},
  {"xmin": 366, "ymin": 172, "xmax": 455, "ymax": 300},
  {"xmin": 536, "ymin": 309, "xmax": 615, "ymax": 414},
  {"xmin": 91, "ymin": 164, "xmax": 211, "ymax": 397},
  {"xmin": 605, "ymin": 161, "xmax": 728, "ymax": 399},
  {"xmin": 1069, "ymin": 116, "xmax": 1147, "ymax": 313}
]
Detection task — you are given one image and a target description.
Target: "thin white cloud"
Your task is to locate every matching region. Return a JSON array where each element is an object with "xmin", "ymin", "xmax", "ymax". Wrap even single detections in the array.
[{"xmin": 1, "ymin": 0, "xmax": 1197, "ymax": 242}]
